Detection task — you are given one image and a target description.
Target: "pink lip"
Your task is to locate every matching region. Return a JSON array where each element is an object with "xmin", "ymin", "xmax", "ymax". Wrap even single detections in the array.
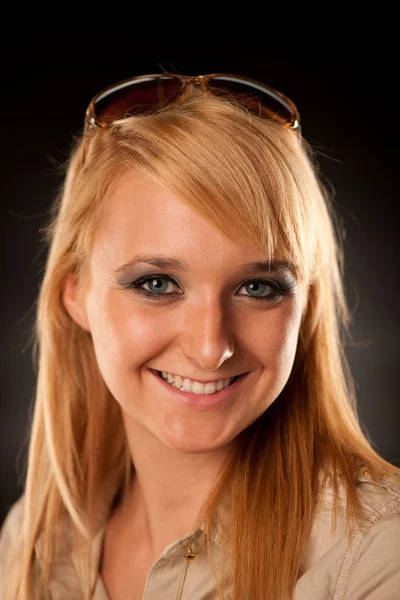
[{"xmin": 149, "ymin": 369, "xmax": 249, "ymax": 410}]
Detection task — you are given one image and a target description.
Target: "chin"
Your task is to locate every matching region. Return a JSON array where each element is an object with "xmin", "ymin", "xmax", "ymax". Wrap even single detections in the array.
[{"xmin": 156, "ymin": 425, "xmax": 237, "ymax": 455}]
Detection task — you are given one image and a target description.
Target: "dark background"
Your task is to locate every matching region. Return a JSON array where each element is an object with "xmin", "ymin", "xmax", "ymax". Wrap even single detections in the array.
[{"xmin": 2, "ymin": 39, "xmax": 399, "ymax": 525}]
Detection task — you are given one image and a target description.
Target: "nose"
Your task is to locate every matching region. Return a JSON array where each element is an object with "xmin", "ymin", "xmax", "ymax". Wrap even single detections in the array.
[{"xmin": 178, "ymin": 299, "xmax": 234, "ymax": 372}]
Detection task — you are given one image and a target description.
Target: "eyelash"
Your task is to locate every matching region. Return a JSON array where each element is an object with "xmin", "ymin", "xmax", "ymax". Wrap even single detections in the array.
[{"xmin": 125, "ymin": 274, "xmax": 295, "ymax": 302}]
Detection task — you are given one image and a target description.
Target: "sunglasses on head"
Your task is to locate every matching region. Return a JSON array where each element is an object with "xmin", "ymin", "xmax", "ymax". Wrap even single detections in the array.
[{"xmin": 84, "ymin": 72, "xmax": 300, "ymax": 136}]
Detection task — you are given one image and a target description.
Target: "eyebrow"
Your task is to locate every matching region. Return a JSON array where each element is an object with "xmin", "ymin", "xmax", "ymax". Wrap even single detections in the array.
[{"xmin": 114, "ymin": 255, "xmax": 297, "ymax": 277}]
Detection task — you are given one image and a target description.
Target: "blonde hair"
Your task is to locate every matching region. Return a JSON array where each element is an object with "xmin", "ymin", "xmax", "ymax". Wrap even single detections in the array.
[{"xmin": 4, "ymin": 87, "xmax": 399, "ymax": 599}]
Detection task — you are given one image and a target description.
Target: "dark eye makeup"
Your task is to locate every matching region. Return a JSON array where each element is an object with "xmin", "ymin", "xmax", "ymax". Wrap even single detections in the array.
[{"xmin": 123, "ymin": 273, "xmax": 296, "ymax": 303}]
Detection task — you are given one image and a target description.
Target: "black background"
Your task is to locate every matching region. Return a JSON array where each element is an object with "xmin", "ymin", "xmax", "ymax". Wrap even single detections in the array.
[{"xmin": 2, "ymin": 39, "xmax": 399, "ymax": 524}]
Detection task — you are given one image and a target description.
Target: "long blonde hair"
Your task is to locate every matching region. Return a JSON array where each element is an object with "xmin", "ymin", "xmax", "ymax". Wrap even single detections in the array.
[{"xmin": 4, "ymin": 87, "xmax": 399, "ymax": 599}]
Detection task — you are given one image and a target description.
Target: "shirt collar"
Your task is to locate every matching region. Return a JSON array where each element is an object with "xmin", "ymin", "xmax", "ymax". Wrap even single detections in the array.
[{"xmin": 34, "ymin": 477, "xmax": 232, "ymax": 572}]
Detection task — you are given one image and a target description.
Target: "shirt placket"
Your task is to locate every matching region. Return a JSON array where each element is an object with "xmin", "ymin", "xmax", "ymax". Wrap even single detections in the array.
[
  {"xmin": 174, "ymin": 545, "xmax": 197, "ymax": 600},
  {"xmin": 142, "ymin": 534, "xmax": 200, "ymax": 600}
]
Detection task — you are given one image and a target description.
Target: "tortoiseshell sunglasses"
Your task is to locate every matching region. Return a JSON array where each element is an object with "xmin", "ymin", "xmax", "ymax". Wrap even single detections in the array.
[{"xmin": 84, "ymin": 72, "xmax": 300, "ymax": 138}]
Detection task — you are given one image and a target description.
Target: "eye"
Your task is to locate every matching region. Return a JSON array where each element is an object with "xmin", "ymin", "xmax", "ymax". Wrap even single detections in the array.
[
  {"xmin": 237, "ymin": 279, "xmax": 283, "ymax": 300},
  {"xmin": 125, "ymin": 274, "xmax": 294, "ymax": 302},
  {"xmin": 144, "ymin": 277, "xmax": 176, "ymax": 295}
]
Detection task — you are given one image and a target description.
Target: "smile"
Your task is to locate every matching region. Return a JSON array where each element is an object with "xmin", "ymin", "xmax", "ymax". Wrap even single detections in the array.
[
  {"xmin": 158, "ymin": 370, "xmax": 238, "ymax": 395},
  {"xmin": 149, "ymin": 368, "xmax": 250, "ymax": 410}
]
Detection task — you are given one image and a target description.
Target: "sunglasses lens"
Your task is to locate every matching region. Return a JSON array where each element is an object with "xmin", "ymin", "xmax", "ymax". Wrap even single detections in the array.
[
  {"xmin": 94, "ymin": 77, "xmax": 182, "ymax": 124},
  {"xmin": 90, "ymin": 75, "xmax": 298, "ymax": 130},
  {"xmin": 208, "ymin": 77, "xmax": 296, "ymax": 126}
]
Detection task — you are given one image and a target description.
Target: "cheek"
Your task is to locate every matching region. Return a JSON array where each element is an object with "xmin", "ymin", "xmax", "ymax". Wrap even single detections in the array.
[
  {"xmin": 272, "ymin": 309, "xmax": 302, "ymax": 387},
  {"xmin": 251, "ymin": 306, "xmax": 301, "ymax": 395},
  {"xmin": 249, "ymin": 302, "xmax": 300, "ymax": 356},
  {"xmin": 86, "ymin": 290, "xmax": 168, "ymax": 372}
]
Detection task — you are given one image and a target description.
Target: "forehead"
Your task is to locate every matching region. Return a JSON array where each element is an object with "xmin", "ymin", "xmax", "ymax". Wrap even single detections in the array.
[{"xmin": 91, "ymin": 172, "xmax": 276, "ymax": 271}]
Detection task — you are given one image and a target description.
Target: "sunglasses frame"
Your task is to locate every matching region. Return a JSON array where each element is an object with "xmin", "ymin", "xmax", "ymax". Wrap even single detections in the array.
[{"xmin": 84, "ymin": 72, "xmax": 300, "ymax": 137}]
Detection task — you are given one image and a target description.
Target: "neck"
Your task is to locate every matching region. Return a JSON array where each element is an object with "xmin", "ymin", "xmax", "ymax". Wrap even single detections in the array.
[{"xmin": 118, "ymin": 414, "xmax": 232, "ymax": 558}]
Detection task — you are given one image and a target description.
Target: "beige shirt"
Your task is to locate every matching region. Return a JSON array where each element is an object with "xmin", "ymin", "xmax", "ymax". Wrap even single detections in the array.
[{"xmin": 1, "ymin": 465, "xmax": 400, "ymax": 599}]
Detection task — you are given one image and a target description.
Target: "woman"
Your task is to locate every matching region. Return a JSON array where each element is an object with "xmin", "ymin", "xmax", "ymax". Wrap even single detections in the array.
[{"xmin": 1, "ymin": 73, "xmax": 399, "ymax": 600}]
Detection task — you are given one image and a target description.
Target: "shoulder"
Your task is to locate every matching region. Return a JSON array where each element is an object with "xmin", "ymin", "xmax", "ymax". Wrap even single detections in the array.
[
  {"xmin": 328, "ymin": 467, "xmax": 400, "ymax": 515},
  {"xmin": 0, "ymin": 494, "xmax": 26, "ymax": 586},
  {"xmin": 343, "ymin": 468, "xmax": 400, "ymax": 600},
  {"xmin": 0, "ymin": 494, "xmax": 25, "ymax": 552},
  {"xmin": 295, "ymin": 467, "xmax": 400, "ymax": 600}
]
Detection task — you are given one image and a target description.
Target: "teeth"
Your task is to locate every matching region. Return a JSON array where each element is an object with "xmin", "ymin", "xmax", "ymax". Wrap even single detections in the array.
[{"xmin": 161, "ymin": 371, "xmax": 234, "ymax": 395}]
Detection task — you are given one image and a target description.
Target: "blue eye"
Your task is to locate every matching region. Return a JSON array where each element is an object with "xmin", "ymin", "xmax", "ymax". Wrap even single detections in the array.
[
  {"xmin": 126, "ymin": 274, "xmax": 294, "ymax": 302},
  {"xmin": 239, "ymin": 280, "xmax": 279, "ymax": 299}
]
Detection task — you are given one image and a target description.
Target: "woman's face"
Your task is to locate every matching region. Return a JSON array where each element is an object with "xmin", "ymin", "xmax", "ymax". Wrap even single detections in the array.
[{"xmin": 64, "ymin": 172, "xmax": 306, "ymax": 454}]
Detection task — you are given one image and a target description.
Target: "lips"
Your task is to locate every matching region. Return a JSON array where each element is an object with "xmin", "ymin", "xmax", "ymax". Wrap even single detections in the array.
[
  {"xmin": 150, "ymin": 367, "xmax": 250, "ymax": 409},
  {"xmin": 152, "ymin": 368, "xmax": 247, "ymax": 384},
  {"xmin": 156, "ymin": 370, "xmax": 239, "ymax": 386}
]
